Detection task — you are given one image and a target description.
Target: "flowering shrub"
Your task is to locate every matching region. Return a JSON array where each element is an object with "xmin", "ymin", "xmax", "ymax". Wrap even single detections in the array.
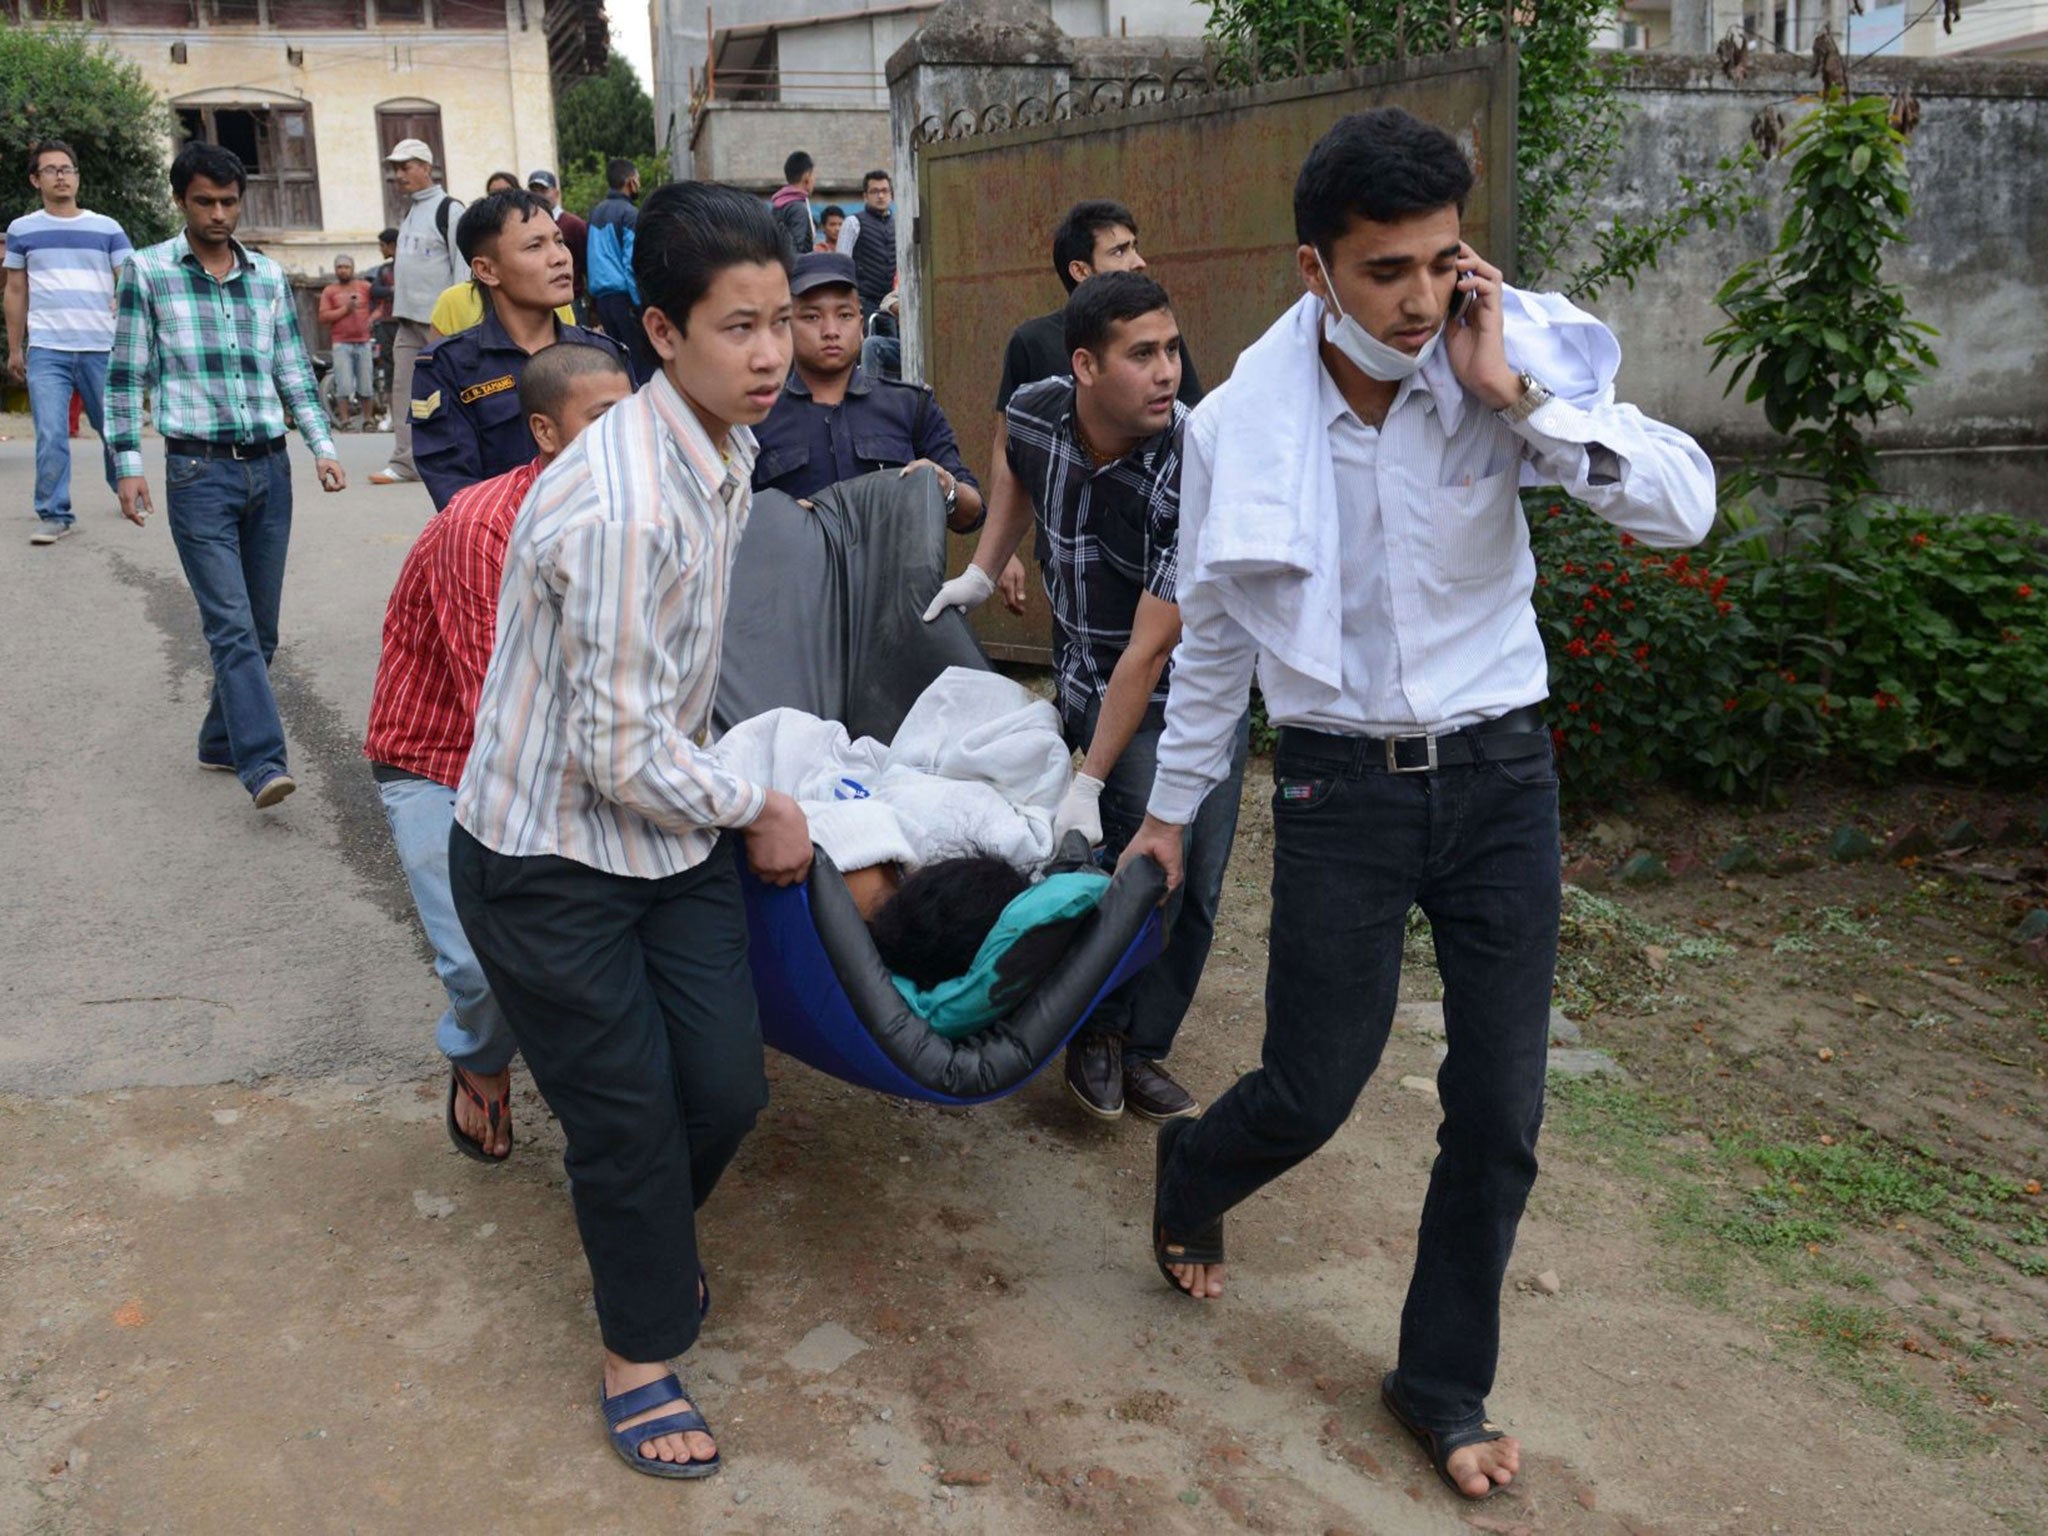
[
  {"xmin": 1529, "ymin": 493, "xmax": 2048, "ymax": 803},
  {"xmin": 1527, "ymin": 493, "xmax": 1760, "ymax": 802}
]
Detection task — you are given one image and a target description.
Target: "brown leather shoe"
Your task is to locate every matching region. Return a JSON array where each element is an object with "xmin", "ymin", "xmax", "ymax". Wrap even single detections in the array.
[
  {"xmin": 1064, "ymin": 1032, "xmax": 1124, "ymax": 1119},
  {"xmin": 1123, "ymin": 1058, "xmax": 1198, "ymax": 1121}
]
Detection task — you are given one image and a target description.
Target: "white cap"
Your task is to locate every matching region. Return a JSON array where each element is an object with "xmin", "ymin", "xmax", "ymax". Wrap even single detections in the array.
[{"xmin": 385, "ymin": 138, "xmax": 435, "ymax": 166}]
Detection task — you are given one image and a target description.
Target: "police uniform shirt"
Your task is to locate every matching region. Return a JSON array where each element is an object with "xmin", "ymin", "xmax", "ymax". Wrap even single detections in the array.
[
  {"xmin": 410, "ymin": 304, "xmax": 624, "ymax": 511},
  {"xmin": 751, "ymin": 365, "xmax": 980, "ymax": 509}
]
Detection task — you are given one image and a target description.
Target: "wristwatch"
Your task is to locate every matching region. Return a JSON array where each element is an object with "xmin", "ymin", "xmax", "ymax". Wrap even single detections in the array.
[{"xmin": 1496, "ymin": 371, "xmax": 1554, "ymax": 427}]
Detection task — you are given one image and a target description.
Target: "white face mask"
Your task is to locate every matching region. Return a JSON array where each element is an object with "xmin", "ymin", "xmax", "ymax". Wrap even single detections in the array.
[{"xmin": 1313, "ymin": 249, "xmax": 1440, "ymax": 382}]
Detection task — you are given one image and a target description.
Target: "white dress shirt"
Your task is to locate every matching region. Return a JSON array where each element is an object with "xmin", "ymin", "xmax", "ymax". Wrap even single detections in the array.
[{"xmin": 1148, "ymin": 341, "xmax": 1716, "ymax": 826}]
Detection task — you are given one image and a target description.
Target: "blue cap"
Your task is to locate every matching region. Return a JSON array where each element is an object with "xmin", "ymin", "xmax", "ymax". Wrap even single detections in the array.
[{"xmin": 790, "ymin": 251, "xmax": 858, "ymax": 296}]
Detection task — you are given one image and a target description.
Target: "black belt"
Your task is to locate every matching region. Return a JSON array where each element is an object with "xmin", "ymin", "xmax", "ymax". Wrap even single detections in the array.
[
  {"xmin": 164, "ymin": 435, "xmax": 287, "ymax": 461},
  {"xmin": 1278, "ymin": 704, "xmax": 1549, "ymax": 774}
]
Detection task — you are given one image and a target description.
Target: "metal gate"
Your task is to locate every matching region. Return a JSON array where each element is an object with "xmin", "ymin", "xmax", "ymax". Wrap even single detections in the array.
[{"xmin": 914, "ymin": 44, "xmax": 1516, "ymax": 660}]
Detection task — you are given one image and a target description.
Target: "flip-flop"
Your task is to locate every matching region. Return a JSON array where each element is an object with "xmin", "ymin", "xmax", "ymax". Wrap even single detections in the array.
[
  {"xmin": 600, "ymin": 1372, "xmax": 722, "ymax": 1480},
  {"xmin": 1380, "ymin": 1370, "xmax": 1509, "ymax": 1501},
  {"xmin": 445, "ymin": 1066, "xmax": 512, "ymax": 1164},
  {"xmin": 1152, "ymin": 1117, "xmax": 1224, "ymax": 1297}
]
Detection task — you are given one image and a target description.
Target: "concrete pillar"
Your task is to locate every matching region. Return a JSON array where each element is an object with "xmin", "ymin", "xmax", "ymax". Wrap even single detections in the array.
[{"xmin": 885, "ymin": 0, "xmax": 1073, "ymax": 382}]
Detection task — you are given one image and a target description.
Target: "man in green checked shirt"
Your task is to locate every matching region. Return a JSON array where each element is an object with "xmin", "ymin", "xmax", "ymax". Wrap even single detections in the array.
[{"xmin": 107, "ymin": 142, "xmax": 345, "ymax": 811}]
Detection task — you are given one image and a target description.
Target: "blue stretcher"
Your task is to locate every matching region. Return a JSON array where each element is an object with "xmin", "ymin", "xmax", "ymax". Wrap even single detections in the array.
[{"xmin": 715, "ymin": 473, "xmax": 1167, "ymax": 1105}]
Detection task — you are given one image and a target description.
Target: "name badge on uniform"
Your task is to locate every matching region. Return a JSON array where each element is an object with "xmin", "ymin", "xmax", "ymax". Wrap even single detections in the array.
[{"xmin": 458, "ymin": 375, "xmax": 516, "ymax": 406}]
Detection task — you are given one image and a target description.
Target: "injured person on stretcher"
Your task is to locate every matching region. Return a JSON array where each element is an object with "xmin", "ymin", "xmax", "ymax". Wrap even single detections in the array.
[{"xmin": 711, "ymin": 666, "xmax": 1112, "ymax": 1036}]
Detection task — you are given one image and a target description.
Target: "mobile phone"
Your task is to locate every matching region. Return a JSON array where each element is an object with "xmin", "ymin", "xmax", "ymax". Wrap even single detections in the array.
[{"xmin": 1448, "ymin": 269, "xmax": 1472, "ymax": 323}]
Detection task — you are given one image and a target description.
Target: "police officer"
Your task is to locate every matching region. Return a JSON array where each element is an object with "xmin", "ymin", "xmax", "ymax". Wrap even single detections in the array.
[
  {"xmin": 752, "ymin": 252, "xmax": 982, "ymax": 532},
  {"xmin": 412, "ymin": 189, "xmax": 622, "ymax": 511}
]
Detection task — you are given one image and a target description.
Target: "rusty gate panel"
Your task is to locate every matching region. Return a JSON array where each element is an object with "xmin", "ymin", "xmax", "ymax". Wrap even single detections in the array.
[{"xmin": 916, "ymin": 46, "xmax": 1516, "ymax": 661}]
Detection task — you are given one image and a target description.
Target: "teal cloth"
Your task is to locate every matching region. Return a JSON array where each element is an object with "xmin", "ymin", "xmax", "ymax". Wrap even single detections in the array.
[{"xmin": 891, "ymin": 870, "xmax": 1111, "ymax": 1038}]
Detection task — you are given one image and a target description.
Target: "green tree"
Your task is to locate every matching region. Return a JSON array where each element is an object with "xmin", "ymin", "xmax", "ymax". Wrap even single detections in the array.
[
  {"xmin": 0, "ymin": 22, "xmax": 176, "ymax": 245},
  {"xmin": 556, "ymin": 53, "xmax": 657, "ymax": 181}
]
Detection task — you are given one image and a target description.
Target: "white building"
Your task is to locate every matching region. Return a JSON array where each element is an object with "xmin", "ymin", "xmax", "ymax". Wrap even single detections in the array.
[
  {"xmin": 655, "ymin": 0, "xmax": 1214, "ymax": 192},
  {"xmin": 7, "ymin": 0, "xmax": 610, "ymax": 278},
  {"xmin": 1615, "ymin": 0, "xmax": 2047, "ymax": 60}
]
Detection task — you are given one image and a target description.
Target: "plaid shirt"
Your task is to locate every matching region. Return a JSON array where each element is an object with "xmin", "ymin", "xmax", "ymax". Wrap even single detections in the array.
[
  {"xmin": 363, "ymin": 458, "xmax": 543, "ymax": 788},
  {"xmin": 106, "ymin": 233, "xmax": 332, "ymax": 479},
  {"xmin": 1003, "ymin": 376, "xmax": 1188, "ymax": 733}
]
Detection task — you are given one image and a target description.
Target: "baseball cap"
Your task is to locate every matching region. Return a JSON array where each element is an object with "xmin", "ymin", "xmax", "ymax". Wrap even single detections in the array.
[
  {"xmin": 790, "ymin": 252, "xmax": 858, "ymax": 297},
  {"xmin": 385, "ymin": 138, "xmax": 436, "ymax": 166},
  {"xmin": 527, "ymin": 169, "xmax": 559, "ymax": 191}
]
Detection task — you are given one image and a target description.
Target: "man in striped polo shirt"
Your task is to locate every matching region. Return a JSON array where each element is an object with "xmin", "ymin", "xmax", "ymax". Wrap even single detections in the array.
[
  {"xmin": 363, "ymin": 342, "xmax": 631, "ymax": 1163},
  {"xmin": 4, "ymin": 139, "xmax": 133, "ymax": 545}
]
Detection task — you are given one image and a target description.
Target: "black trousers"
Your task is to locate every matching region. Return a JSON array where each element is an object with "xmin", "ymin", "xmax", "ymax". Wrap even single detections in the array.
[
  {"xmin": 449, "ymin": 827, "xmax": 768, "ymax": 1362},
  {"xmin": 1158, "ymin": 730, "xmax": 1561, "ymax": 1431},
  {"xmin": 591, "ymin": 291, "xmax": 657, "ymax": 386}
]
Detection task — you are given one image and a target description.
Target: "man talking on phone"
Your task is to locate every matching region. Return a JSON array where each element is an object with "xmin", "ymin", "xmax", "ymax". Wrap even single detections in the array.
[{"xmin": 1120, "ymin": 109, "xmax": 1714, "ymax": 1504}]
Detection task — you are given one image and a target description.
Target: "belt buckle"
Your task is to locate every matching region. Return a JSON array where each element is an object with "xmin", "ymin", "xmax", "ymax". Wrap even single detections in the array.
[
  {"xmin": 228, "ymin": 441, "xmax": 254, "ymax": 461},
  {"xmin": 1384, "ymin": 732, "xmax": 1439, "ymax": 773}
]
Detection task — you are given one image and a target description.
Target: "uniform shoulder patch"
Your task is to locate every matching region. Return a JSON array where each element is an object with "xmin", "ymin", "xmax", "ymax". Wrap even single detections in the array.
[
  {"xmin": 411, "ymin": 390, "xmax": 441, "ymax": 421},
  {"xmin": 457, "ymin": 374, "xmax": 516, "ymax": 406}
]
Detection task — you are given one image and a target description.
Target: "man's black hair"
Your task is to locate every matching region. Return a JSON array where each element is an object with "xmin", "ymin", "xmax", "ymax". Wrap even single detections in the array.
[
  {"xmin": 27, "ymin": 138, "xmax": 76, "ymax": 176},
  {"xmin": 455, "ymin": 188, "xmax": 549, "ymax": 265},
  {"xmin": 378, "ymin": 225, "xmax": 400, "ymax": 245},
  {"xmin": 819, "ymin": 203, "xmax": 845, "ymax": 223},
  {"xmin": 1051, "ymin": 199, "xmax": 1138, "ymax": 293},
  {"xmin": 1294, "ymin": 108, "xmax": 1474, "ymax": 252},
  {"xmin": 606, "ymin": 157, "xmax": 638, "ymax": 191},
  {"xmin": 1063, "ymin": 270, "xmax": 1174, "ymax": 360},
  {"xmin": 870, "ymin": 855, "xmax": 1027, "ymax": 991},
  {"xmin": 783, "ymin": 150, "xmax": 814, "ymax": 184},
  {"xmin": 171, "ymin": 141, "xmax": 246, "ymax": 197},
  {"xmin": 862, "ymin": 168, "xmax": 890, "ymax": 190},
  {"xmin": 517, "ymin": 340, "xmax": 629, "ymax": 421},
  {"xmin": 634, "ymin": 180, "xmax": 788, "ymax": 338}
]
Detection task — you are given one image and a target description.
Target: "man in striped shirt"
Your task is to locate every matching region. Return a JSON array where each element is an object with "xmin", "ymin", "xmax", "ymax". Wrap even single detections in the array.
[
  {"xmin": 106, "ymin": 142, "xmax": 344, "ymax": 810},
  {"xmin": 364, "ymin": 342, "xmax": 631, "ymax": 1162},
  {"xmin": 4, "ymin": 139, "xmax": 133, "ymax": 545},
  {"xmin": 451, "ymin": 182, "xmax": 811, "ymax": 1482}
]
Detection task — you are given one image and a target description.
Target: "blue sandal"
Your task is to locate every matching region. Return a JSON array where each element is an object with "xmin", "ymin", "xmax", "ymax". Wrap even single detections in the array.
[{"xmin": 600, "ymin": 1373, "xmax": 722, "ymax": 1480}]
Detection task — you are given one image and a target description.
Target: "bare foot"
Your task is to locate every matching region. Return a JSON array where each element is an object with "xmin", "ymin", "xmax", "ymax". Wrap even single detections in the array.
[
  {"xmin": 1166, "ymin": 1260, "xmax": 1226, "ymax": 1299},
  {"xmin": 603, "ymin": 1353, "xmax": 718, "ymax": 1468},
  {"xmin": 452, "ymin": 1065, "xmax": 512, "ymax": 1158},
  {"xmin": 1444, "ymin": 1434, "xmax": 1521, "ymax": 1499}
]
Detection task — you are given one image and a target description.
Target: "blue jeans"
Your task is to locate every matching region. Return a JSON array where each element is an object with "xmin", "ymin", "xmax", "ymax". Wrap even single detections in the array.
[
  {"xmin": 376, "ymin": 776, "xmax": 516, "ymax": 1074},
  {"xmin": 27, "ymin": 346, "xmax": 114, "ymax": 526},
  {"xmin": 1158, "ymin": 727, "xmax": 1561, "ymax": 1431},
  {"xmin": 164, "ymin": 451, "xmax": 293, "ymax": 793},
  {"xmin": 1078, "ymin": 703, "xmax": 1251, "ymax": 1063},
  {"xmin": 330, "ymin": 341, "xmax": 373, "ymax": 401}
]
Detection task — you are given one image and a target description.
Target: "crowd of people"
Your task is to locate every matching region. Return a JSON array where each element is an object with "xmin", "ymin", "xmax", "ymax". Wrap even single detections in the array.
[{"xmin": 6, "ymin": 109, "xmax": 1717, "ymax": 1504}]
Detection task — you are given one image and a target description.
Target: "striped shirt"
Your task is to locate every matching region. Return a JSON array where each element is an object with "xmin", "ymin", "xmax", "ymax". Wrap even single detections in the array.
[
  {"xmin": 1003, "ymin": 376, "xmax": 1188, "ymax": 735},
  {"xmin": 363, "ymin": 457, "xmax": 543, "ymax": 788},
  {"xmin": 3, "ymin": 209, "xmax": 131, "ymax": 351},
  {"xmin": 455, "ymin": 372, "xmax": 767, "ymax": 878},
  {"xmin": 106, "ymin": 234, "xmax": 333, "ymax": 480}
]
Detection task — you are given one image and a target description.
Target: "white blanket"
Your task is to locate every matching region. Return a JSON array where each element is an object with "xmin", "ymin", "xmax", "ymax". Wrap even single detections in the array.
[{"xmin": 711, "ymin": 667, "xmax": 1071, "ymax": 872}]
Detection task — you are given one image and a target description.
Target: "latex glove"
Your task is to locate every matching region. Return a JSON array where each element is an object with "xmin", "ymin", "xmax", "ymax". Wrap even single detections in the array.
[
  {"xmin": 921, "ymin": 563, "xmax": 996, "ymax": 624},
  {"xmin": 1053, "ymin": 772, "xmax": 1105, "ymax": 847}
]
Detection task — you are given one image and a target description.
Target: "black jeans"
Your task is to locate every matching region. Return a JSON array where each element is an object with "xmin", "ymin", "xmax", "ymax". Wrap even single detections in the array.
[
  {"xmin": 1074, "ymin": 702, "xmax": 1250, "ymax": 1063},
  {"xmin": 449, "ymin": 827, "xmax": 768, "ymax": 1362},
  {"xmin": 1157, "ymin": 727, "xmax": 1560, "ymax": 1429}
]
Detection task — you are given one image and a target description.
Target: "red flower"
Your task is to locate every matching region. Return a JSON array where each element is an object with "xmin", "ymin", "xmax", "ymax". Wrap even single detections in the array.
[
  {"xmin": 1716, "ymin": 601, "xmax": 1733, "ymax": 615},
  {"xmin": 1566, "ymin": 638, "xmax": 1591, "ymax": 658},
  {"xmin": 1709, "ymin": 575, "xmax": 1729, "ymax": 600},
  {"xmin": 1634, "ymin": 643, "xmax": 1651, "ymax": 661},
  {"xmin": 1910, "ymin": 532, "xmax": 1930, "ymax": 549},
  {"xmin": 1594, "ymin": 630, "xmax": 1614, "ymax": 647},
  {"xmin": 1598, "ymin": 562, "xmax": 1615, "ymax": 574},
  {"xmin": 1619, "ymin": 532, "xmax": 1636, "ymax": 548},
  {"xmin": 1873, "ymin": 690, "xmax": 1898, "ymax": 710},
  {"xmin": 1781, "ymin": 670, "xmax": 1798, "ymax": 685},
  {"xmin": 2019, "ymin": 585, "xmax": 2035, "ymax": 599},
  {"xmin": 1592, "ymin": 682, "xmax": 1607, "ymax": 694},
  {"xmin": 1567, "ymin": 701, "xmax": 1583, "ymax": 714},
  {"xmin": 1621, "ymin": 600, "xmax": 1636, "ymax": 612},
  {"xmin": 1582, "ymin": 599, "xmax": 1597, "ymax": 613},
  {"xmin": 1548, "ymin": 503, "xmax": 1564, "ymax": 518},
  {"xmin": 1722, "ymin": 698, "xmax": 1739, "ymax": 713},
  {"xmin": 1588, "ymin": 721, "xmax": 1603, "ymax": 735}
]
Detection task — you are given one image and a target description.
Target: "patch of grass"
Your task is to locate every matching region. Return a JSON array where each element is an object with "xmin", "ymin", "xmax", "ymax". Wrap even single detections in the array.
[
  {"xmin": 1772, "ymin": 933, "xmax": 1819, "ymax": 956},
  {"xmin": 1786, "ymin": 1298, "xmax": 1991, "ymax": 1457},
  {"xmin": 1670, "ymin": 935, "xmax": 1735, "ymax": 963}
]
